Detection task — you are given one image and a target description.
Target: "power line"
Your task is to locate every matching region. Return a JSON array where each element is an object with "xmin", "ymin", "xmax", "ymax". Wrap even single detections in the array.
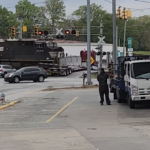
[
  {"xmin": 134, "ymin": 0, "xmax": 150, "ymax": 3},
  {"xmin": 104, "ymin": 0, "xmax": 150, "ymax": 12}
]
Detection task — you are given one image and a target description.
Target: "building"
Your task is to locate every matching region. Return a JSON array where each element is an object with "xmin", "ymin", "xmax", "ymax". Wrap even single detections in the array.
[{"xmin": 56, "ymin": 40, "xmax": 125, "ymax": 68}]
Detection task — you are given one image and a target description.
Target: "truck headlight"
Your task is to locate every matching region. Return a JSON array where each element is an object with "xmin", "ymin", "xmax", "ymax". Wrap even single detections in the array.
[{"xmin": 131, "ymin": 85, "xmax": 138, "ymax": 95}]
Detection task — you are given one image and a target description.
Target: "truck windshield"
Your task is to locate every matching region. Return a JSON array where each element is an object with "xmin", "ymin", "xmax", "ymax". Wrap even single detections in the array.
[{"xmin": 131, "ymin": 62, "xmax": 150, "ymax": 79}]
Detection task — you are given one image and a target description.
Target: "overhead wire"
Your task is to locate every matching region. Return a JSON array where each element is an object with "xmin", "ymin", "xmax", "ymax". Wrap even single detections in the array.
[{"xmin": 104, "ymin": 0, "xmax": 150, "ymax": 12}]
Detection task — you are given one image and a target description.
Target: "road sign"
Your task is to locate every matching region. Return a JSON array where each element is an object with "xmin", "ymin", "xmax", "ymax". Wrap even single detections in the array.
[
  {"xmin": 22, "ymin": 26, "xmax": 27, "ymax": 32},
  {"xmin": 128, "ymin": 48, "xmax": 133, "ymax": 52},
  {"xmin": 91, "ymin": 56, "xmax": 95, "ymax": 64},
  {"xmin": 56, "ymin": 28, "xmax": 64, "ymax": 35},
  {"xmin": 127, "ymin": 37, "xmax": 132, "ymax": 48},
  {"xmin": 128, "ymin": 51, "xmax": 133, "ymax": 56},
  {"xmin": 127, "ymin": 37, "xmax": 132, "ymax": 44},
  {"xmin": 97, "ymin": 36, "xmax": 105, "ymax": 46},
  {"xmin": 117, "ymin": 50, "xmax": 123, "ymax": 57}
]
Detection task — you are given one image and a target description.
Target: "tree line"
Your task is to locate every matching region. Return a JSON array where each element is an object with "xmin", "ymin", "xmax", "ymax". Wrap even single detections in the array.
[{"xmin": 0, "ymin": 0, "xmax": 149, "ymax": 51}]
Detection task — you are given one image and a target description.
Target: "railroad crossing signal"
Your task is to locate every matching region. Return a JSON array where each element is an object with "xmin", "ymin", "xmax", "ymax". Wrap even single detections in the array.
[
  {"xmin": 56, "ymin": 28, "xmax": 64, "ymax": 36},
  {"xmin": 38, "ymin": 31, "xmax": 43, "ymax": 35},
  {"xmin": 97, "ymin": 36, "xmax": 105, "ymax": 46},
  {"xmin": 65, "ymin": 29, "xmax": 78, "ymax": 35},
  {"xmin": 22, "ymin": 26, "xmax": 27, "ymax": 32},
  {"xmin": 71, "ymin": 30, "xmax": 76, "ymax": 34},
  {"xmin": 34, "ymin": 26, "xmax": 39, "ymax": 35},
  {"xmin": 11, "ymin": 27, "xmax": 16, "ymax": 37},
  {"xmin": 65, "ymin": 30, "xmax": 70, "ymax": 34},
  {"xmin": 44, "ymin": 31, "xmax": 48, "ymax": 35}
]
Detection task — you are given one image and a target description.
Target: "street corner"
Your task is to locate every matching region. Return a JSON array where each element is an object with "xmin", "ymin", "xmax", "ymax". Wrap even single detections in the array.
[{"xmin": 0, "ymin": 100, "xmax": 20, "ymax": 111}]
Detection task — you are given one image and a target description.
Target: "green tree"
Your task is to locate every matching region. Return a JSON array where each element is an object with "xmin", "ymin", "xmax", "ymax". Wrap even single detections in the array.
[
  {"xmin": 0, "ymin": 6, "xmax": 16, "ymax": 38},
  {"xmin": 15, "ymin": 0, "xmax": 42, "ymax": 37},
  {"xmin": 67, "ymin": 3, "xmax": 112, "ymax": 42},
  {"xmin": 44, "ymin": 0, "xmax": 66, "ymax": 31}
]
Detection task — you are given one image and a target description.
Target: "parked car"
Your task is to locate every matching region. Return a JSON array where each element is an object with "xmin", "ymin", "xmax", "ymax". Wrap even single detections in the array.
[
  {"xmin": 4, "ymin": 66, "xmax": 47, "ymax": 83},
  {"xmin": 0, "ymin": 64, "xmax": 16, "ymax": 78}
]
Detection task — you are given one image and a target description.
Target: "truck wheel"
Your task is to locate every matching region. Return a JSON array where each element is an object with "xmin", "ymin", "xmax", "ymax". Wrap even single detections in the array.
[
  {"xmin": 116, "ymin": 90, "xmax": 122, "ymax": 103},
  {"xmin": 64, "ymin": 71, "xmax": 67, "ymax": 76},
  {"xmin": 69, "ymin": 69, "xmax": 72, "ymax": 74},
  {"xmin": 129, "ymin": 98, "xmax": 135, "ymax": 109},
  {"xmin": 113, "ymin": 89, "xmax": 117, "ymax": 100}
]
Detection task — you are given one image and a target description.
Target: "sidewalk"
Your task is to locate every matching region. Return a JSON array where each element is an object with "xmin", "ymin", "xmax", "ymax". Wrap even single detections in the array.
[{"xmin": 61, "ymin": 88, "xmax": 150, "ymax": 150}]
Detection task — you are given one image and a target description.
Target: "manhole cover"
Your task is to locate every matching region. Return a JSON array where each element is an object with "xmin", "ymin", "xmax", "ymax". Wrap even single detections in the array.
[{"xmin": 87, "ymin": 128, "xmax": 97, "ymax": 130}]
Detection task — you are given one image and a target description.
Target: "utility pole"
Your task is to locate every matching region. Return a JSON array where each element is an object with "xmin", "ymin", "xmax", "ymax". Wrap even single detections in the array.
[
  {"xmin": 123, "ymin": 20, "xmax": 127, "ymax": 56},
  {"xmin": 99, "ymin": 21, "xmax": 103, "ymax": 71},
  {"xmin": 18, "ymin": 20, "xmax": 22, "ymax": 40},
  {"xmin": 96, "ymin": 21, "xmax": 105, "ymax": 73},
  {"xmin": 86, "ymin": 0, "xmax": 92, "ymax": 85},
  {"xmin": 112, "ymin": 0, "xmax": 117, "ymax": 70},
  {"xmin": 116, "ymin": 26, "xmax": 118, "ymax": 67}
]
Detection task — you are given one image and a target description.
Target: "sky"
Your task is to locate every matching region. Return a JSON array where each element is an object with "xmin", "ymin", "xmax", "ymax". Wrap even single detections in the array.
[{"xmin": 1, "ymin": 0, "xmax": 150, "ymax": 17}]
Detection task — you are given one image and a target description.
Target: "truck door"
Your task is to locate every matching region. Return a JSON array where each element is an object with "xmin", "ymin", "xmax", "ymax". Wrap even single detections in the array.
[{"xmin": 124, "ymin": 63, "xmax": 130, "ymax": 92}]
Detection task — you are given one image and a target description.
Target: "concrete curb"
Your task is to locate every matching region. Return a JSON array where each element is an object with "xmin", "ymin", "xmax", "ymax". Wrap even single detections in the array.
[{"xmin": 0, "ymin": 100, "xmax": 20, "ymax": 111}]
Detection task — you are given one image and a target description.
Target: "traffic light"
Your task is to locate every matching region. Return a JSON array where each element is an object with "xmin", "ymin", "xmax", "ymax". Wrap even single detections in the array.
[
  {"xmin": 65, "ymin": 30, "xmax": 70, "ymax": 34},
  {"xmin": 126, "ymin": 10, "xmax": 132, "ymax": 18},
  {"xmin": 38, "ymin": 31, "xmax": 43, "ymax": 35},
  {"xmin": 11, "ymin": 27, "xmax": 16, "ymax": 37},
  {"xmin": 122, "ymin": 8, "xmax": 128, "ymax": 20},
  {"xmin": 76, "ymin": 30, "xmax": 79, "ymax": 37},
  {"xmin": 117, "ymin": 7, "xmax": 122, "ymax": 19},
  {"xmin": 34, "ymin": 26, "xmax": 39, "ymax": 35}
]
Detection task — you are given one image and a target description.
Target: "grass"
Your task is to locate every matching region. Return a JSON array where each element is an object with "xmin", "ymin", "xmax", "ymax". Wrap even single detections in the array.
[
  {"xmin": 91, "ymin": 74, "xmax": 97, "ymax": 79},
  {"xmin": 133, "ymin": 51, "xmax": 150, "ymax": 55}
]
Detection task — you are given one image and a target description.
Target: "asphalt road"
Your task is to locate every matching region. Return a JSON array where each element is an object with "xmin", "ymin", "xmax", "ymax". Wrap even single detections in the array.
[
  {"xmin": 1, "ymin": 88, "xmax": 150, "ymax": 149},
  {"xmin": 0, "ymin": 71, "xmax": 98, "ymax": 101}
]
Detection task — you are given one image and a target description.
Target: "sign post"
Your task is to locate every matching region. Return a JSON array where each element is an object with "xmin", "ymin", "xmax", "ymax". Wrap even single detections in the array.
[{"xmin": 22, "ymin": 26, "xmax": 27, "ymax": 32}]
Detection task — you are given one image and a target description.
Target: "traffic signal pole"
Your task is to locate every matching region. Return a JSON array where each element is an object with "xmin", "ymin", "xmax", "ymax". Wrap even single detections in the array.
[{"xmin": 86, "ymin": 0, "xmax": 92, "ymax": 85}]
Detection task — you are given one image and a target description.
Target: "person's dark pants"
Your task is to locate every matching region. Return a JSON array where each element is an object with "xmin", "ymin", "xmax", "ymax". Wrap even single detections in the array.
[{"xmin": 99, "ymin": 87, "xmax": 111, "ymax": 105}]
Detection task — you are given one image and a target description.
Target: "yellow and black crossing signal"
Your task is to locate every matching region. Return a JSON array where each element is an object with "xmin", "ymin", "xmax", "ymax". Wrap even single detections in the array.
[
  {"xmin": 122, "ymin": 8, "xmax": 128, "ymax": 20},
  {"xmin": 11, "ymin": 27, "xmax": 16, "ymax": 37},
  {"xmin": 117, "ymin": 7, "xmax": 122, "ymax": 19},
  {"xmin": 34, "ymin": 26, "xmax": 39, "ymax": 35}
]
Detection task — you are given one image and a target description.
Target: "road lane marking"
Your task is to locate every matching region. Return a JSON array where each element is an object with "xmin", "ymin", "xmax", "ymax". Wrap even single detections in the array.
[
  {"xmin": 0, "ymin": 122, "xmax": 45, "ymax": 125},
  {"xmin": 0, "ymin": 100, "xmax": 20, "ymax": 111},
  {"xmin": 46, "ymin": 97, "xmax": 78, "ymax": 123}
]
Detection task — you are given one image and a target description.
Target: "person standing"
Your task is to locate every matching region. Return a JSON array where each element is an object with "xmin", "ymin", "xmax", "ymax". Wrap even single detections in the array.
[{"xmin": 97, "ymin": 68, "xmax": 111, "ymax": 105}]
